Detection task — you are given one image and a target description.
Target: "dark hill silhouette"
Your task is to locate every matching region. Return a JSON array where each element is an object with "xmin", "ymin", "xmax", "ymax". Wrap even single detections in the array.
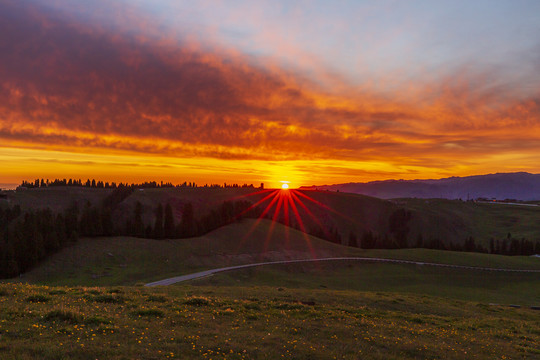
[{"xmin": 301, "ymin": 172, "xmax": 540, "ymax": 201}]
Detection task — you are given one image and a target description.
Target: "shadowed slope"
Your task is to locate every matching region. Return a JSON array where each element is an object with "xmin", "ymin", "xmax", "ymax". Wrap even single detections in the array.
[{"xmin": 19, "ymin": 219, "xmax": 358, "ymax": 286}]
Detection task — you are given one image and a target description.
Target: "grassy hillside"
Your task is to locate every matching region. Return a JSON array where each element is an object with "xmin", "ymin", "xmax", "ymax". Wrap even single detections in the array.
[
  {"xmin": 5, "ymin": 186, "xmax": 540, "ymax": 250},
  {"xmin": 6, "ymin": 187, "xmax": 112, "ymax": 212},
  {"xmin": 19, "ymin": 219, "xmax": 360, "ymax": 286},
  {"xmin": 401, "ymin": 198, "xmax": 540, "ymax": 245},
  {"xmin": 18, "ymin": 220, "xmax": 540, "ymax": 305},
  {"xmin": 0, "ymin": 283, "xmax": 538, "ymax": 360}
]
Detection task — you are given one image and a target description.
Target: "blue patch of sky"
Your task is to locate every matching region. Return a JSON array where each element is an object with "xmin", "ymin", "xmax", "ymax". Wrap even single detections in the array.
[{"xmin": 36, "ymin": 0, "xmax": 540, "ymax": 89}]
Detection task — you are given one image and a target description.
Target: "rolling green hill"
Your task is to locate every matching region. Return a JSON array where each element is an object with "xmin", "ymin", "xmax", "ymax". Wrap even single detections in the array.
[
  {"xmin": 4, "ymin": 186, "xmax": 540, "ymax": 252},
  {"xmin": 4, "ymin": 186, "xmax": 112, "ymax": 212},
  {"xmin": 19, "ymin": 219, "xmax": 359, "ymax": 286},
  {"xmin": 401, "ymin": 198, "xmax": 540, "ymax": 245},
  {"xmin": 18, "ymin": 219, "xmax": 540, "ymax": 302}
]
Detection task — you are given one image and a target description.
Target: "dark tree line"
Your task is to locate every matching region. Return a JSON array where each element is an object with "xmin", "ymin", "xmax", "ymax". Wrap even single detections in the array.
[
  {"xmin": 127, "ymin": 200, "xmax": 261, "ymax": 240},
  {"xmin": 308, "ymin": 225, "xmax": 342, "ymax": 245},
  {"xmin": 488, "ymin": 234, "xmax": 539, "ymax": 256},
  {"xmin": 0, "ymin": 205, "xmax": 78, "ymax": 278},
  {"xmin": 0, "ymin": 193, "xmax": 263, "ymax": 278},
  {"xmin": 345, "ymin": 208, "xmax": 540, "ymax": 255},
  {"xmin": 2, "ymin": 200, "xmax": 539, "ymax": 279},
  {"xmin": 20, "ymin": 178, "xmax": 262, "ymax": 190}
]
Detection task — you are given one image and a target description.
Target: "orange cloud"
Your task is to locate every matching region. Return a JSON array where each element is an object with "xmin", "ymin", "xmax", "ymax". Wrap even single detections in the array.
[{"xmin": 1, "ymin": 1, "xmax": 539, "ymax": 185}]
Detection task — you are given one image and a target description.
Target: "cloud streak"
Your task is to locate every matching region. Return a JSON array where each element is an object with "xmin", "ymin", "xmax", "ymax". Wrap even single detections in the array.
[{"xmin": 1, "ymin": 0, "xmax": 540, "ymax": 182}]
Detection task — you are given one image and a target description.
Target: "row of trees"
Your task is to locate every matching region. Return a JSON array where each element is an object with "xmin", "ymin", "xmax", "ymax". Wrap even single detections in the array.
[
  {"xmin": 124, "ymin": 200, "xmax": 261, "ymax": 240},
  {"xmin": 0, "ymin": 206, "xmax": 78, "ymax": 278},
  {"xmin": 0, "ymin": 194, "xmax": 263, "ymax": 278},
  {"xmin": 488, "ymin": 235, "xmax": 539, "ymax": 256},
  {"xmin": 2, "ymin": 198, "xmax": 539, "ymax": 279},
  {"xmin": 20, "ymin": 179, "xmax": 262, "ymax": 190},
  {"xmin": 345, "ymin": 226, "xmax": 540, "ymax": 256}
]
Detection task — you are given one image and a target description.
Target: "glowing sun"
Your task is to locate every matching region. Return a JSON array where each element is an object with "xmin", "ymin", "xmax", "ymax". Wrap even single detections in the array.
[{"xmin": 281, "ymin": 183, "xmax": 289, "ymax": 190}]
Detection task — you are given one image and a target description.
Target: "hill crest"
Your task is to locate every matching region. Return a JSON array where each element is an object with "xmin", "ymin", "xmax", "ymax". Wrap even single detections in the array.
[{"xmin": 301, "ymin": 172, "xmax": 540, "ymax": 200}]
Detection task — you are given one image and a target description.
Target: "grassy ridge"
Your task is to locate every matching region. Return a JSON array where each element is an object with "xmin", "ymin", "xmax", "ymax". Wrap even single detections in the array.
[
  {"xmin": 19, "ymin": 219, "xmax": 355, "ymax": 286},
  {"xmin": 0, "ymin": 283, "xmax": 538, "ymax": 360},
  {"xmin": 5, "ymin": 187, "xmax": 540, "ymax": 249},
  {"xmin": 5, "ymin": 187, "xmax": 113, "ymax": 212},
  {"xmin": 402, "ymin": 198, "xmax": 540, "ymax": 245}
]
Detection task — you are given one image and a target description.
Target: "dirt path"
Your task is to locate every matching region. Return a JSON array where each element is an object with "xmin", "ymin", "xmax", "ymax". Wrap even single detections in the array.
[{"xmin": 144, "ymin": 257, "xmax": 540, "ymax": 286}]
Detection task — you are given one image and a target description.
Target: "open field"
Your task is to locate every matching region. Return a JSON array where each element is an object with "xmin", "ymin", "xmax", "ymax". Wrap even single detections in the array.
[
  {"xmin": 191, "ymin": 261, "xmax": 540, "ymax": 306},
  {"xmin": 401, "ymin": 198, "xmax": 540, "ymax": 246},
  {"xmin": 0, "ymin": 283, "xmax": 539, "ymax": 360}
]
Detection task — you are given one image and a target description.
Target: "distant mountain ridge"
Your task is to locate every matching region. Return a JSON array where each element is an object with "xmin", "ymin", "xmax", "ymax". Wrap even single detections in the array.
[{"xmin": 301, "ymin": 172, "xmax": 540, "ymax": 200}]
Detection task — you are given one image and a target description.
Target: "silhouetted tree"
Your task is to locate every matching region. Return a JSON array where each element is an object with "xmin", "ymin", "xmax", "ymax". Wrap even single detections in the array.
[
  {"xmin": 164, "ymin": 203, "xmax": 175, "ymax": 238},
  {"xmin": 361, "ymin": 231, "xmax": 376, "ymax": 249},
  {"xmin": 64, "ymin": 201, "xmax": 79, "ymax": 239},
  {"xmin": 153, "ymin": 204, "xmax": 164, "ymax": 239},
  {"xmin": 133, "ymin": 201, "xmax": 144, "ymax": 237},
  {"xmin": 464, "ymin": 236, "xmax": 477, "ymax": 252},
  {"xmin": 348, "ymin": 232, "xmax": 358, "ymax": 247},
  {"xmin": 389, "ymin": 208, "xmax": 412, "ymax": 248},
  {"xmin": 179, "ymin": 203, "xmax": 195, "ymax": 237}
]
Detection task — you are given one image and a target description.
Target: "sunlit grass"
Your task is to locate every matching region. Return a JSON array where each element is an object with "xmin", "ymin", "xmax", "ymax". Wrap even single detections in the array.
[{"xmin": 0, "ymin": 283, "xmax": 538, "ymax": 359}]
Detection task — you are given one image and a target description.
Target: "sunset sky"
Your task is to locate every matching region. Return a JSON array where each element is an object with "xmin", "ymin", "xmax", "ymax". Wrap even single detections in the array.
[{"xmin": 1, "ymin": 0, "xmax": 539, "ymax": 189}]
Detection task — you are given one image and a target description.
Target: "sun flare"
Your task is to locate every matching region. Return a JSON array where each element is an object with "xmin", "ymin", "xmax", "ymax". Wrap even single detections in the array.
[{"xmin": 281, "ymin": 183, "xmax": 289, "ymax": 190}]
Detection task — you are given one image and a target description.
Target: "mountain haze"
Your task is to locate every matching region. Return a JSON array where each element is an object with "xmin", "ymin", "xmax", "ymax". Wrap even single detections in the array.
[{"xmin": 301, "ymin": 172, "xmax": 540, "ymax": 201}]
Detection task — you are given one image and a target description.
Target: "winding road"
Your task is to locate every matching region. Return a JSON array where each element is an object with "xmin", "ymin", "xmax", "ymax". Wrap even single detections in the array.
[{"xmin": 144, "ymin": 257, "xmax": 540, "ymax": 287}]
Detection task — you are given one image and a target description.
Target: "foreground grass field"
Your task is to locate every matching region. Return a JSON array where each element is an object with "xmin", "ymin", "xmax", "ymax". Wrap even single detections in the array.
[{"xmin": 0, "ymin": 283, "xmax": 539, "ymax": 360}]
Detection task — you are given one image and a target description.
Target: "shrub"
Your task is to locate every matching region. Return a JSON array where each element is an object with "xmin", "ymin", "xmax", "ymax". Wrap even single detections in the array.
[
  {"xmin": 146, "ymin": 295, "xmax": 168, "ymax": 303},
  {"xmin": 132, "ymin": 309, "xmax": 164, "ymax": 318},
  {"xmin": 274, "ymin": 303, "xmax": 304, "ymax": 310},
  {"xmin": 84, "ymin": 315, "xmax": 110, "ymax": 325},
  {"xmin": 91, "ymin": 295, "xmax": 124, "ymax": 304},
  {"xmin": 184, "ymin": 297, "xmax": 210, "ymax": 306},
  {"xmin": 246, "ymin": 313, "xmax": 259, "ymax": 320},
  {"xmin": 48, "ymin": 289, "xmax": 67, "ymax": 295},
  {"xmin": 243, "ymin": 303, "xmax": 261, "ymax": 310},
  {"xmin": 26, "ymin": 294, "xmax": 49, "ymax": 303},
  {"xmin": 43, "ymin": 310, "xmax": 81, "ymax": 324}
]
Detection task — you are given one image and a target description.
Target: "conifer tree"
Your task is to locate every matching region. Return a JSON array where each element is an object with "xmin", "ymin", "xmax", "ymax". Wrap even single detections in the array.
[
  {"xmin": 164, "ymin": 203, "xmax": 175, "ymax": 238},
  {"xmin": 154, "ymin": 204, "xmax": 164, "ymax": 239},
  {"xmin": 133, "ymin": 201, "xmax": 144, "ymax": 237}
]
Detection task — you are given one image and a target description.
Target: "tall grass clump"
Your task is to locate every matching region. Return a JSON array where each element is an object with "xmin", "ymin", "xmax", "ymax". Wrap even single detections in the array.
[
  {"xmin": 43, "ymin": 310, "xmax": 82, "ymax": 324},
  {"xmin": 26, "ymin": 294, "xmax": 49, "ymax": 303},
  {"xmin": 184, "ymin": 296, "xmax": 211, "ymax": 306}
]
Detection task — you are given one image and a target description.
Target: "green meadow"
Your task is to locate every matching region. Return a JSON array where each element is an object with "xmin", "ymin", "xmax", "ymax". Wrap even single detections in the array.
[{"xmin": 0, "ymin": 283, "xmax": 539, "ymax": 360}]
